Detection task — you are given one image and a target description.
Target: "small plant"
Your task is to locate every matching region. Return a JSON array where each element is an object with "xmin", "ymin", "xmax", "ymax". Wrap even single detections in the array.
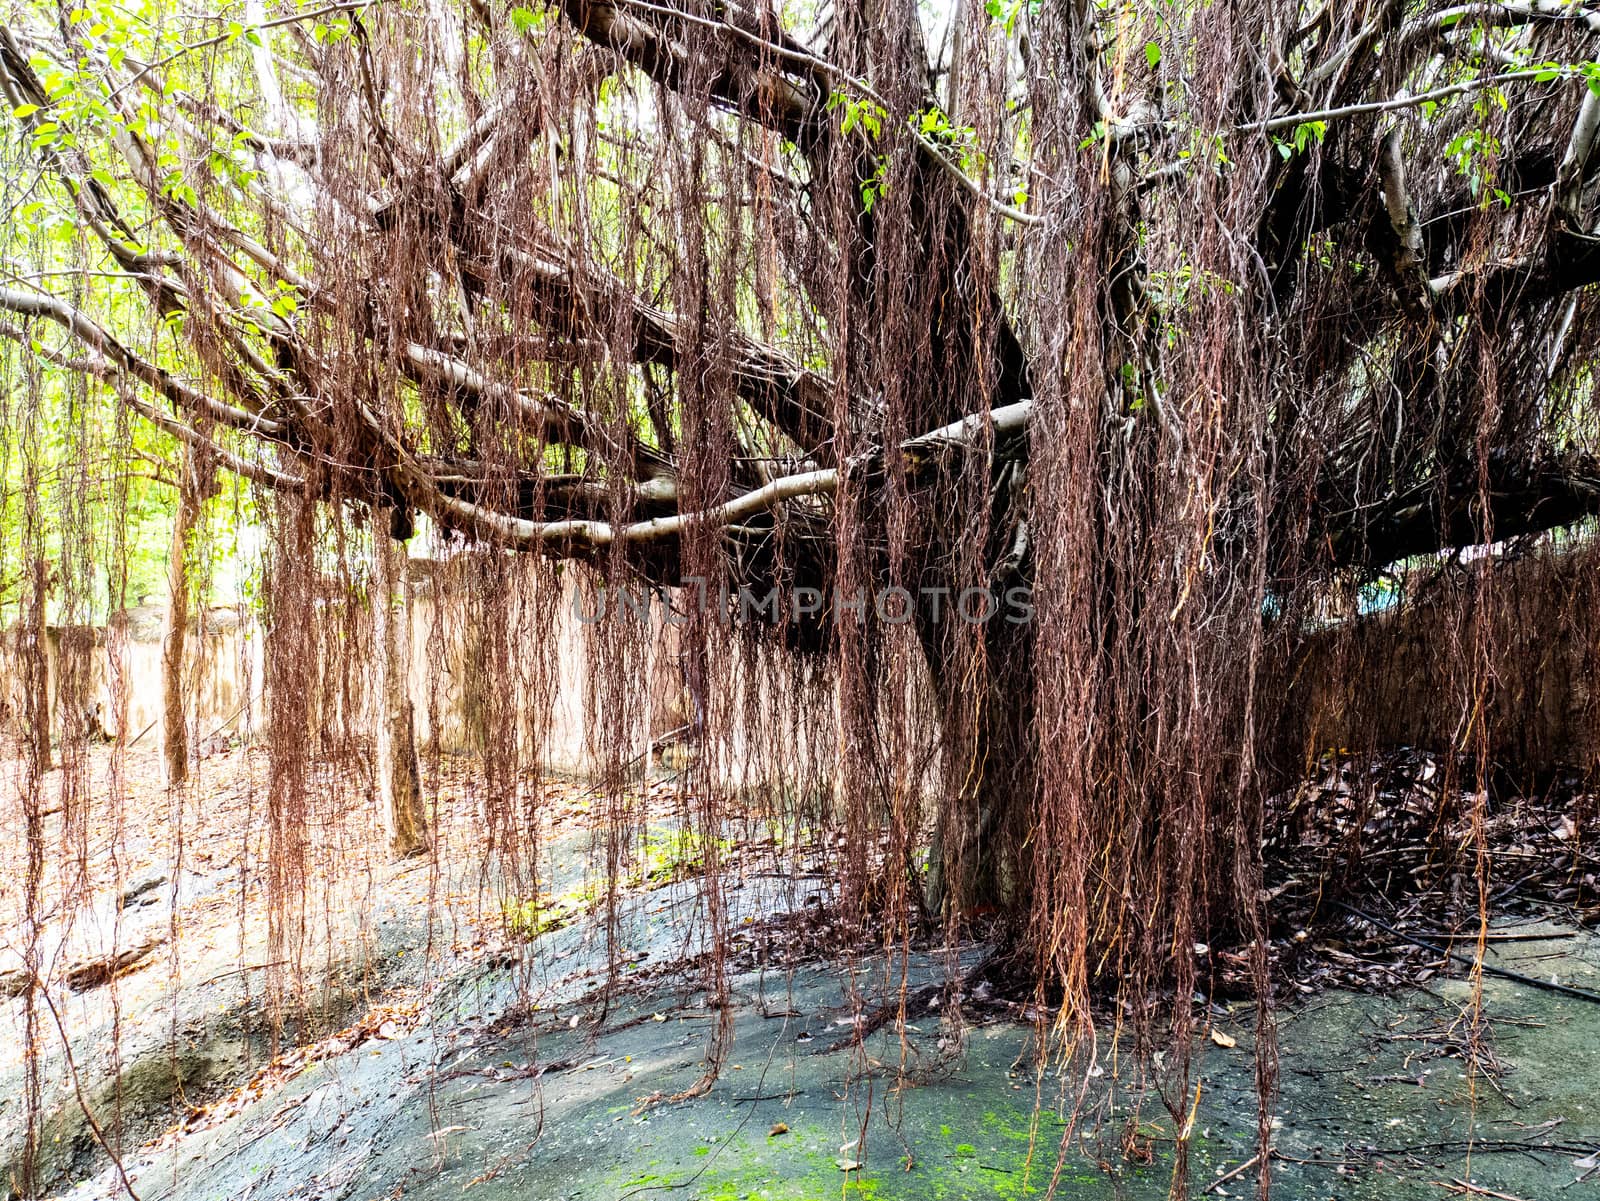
[
  {"xmin": 503, "ymin": 885, "xmax": 593, "ymax": 940},
  {"xmin": 634, "ymin": 828, "xmax": 732, "ymax": 886}
]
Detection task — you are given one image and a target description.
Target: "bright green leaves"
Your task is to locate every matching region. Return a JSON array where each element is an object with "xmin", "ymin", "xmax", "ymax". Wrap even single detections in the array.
[
  {"xmin": 1446, "ymin": 126, "xmax": 1502, "ymax": 200},
  {"xmin": 269, "ymin": 280, "xmax": 300, "ymax": 321},
  {"xmin": 28, "ymin": 121, "xmax": 64, "ymax": 150},
  {"xmin": 312, "ymin": 16, "xmax": 352, "ymax": 44},
  {"xmin": 63, "ymin": 0, "xmax": 162, "ymax": 72},
  {"xmin": 159, "ymin": 164, "xmax": 199, "ymax": 207},
  {"xmin": 828, "ymin": 90, "xmax": 897, "ymax": 212},
  {"xmin": 915, "ymin": 104, "xmax": 983, "ymax": 177},
  {"xmin": 983, "ymin": 0, "xmax": 1041, "ymax": 36},
  {"xmin": 1286, "ymin": 119, "xmax": 1324, "ymax": 151},
  {"xmin": 224, "ymin": 19, "xmax": 263, "ymax": 47},
  {"xmin": 1272, "ymin": 119, "xmax": 1325, "ymax": 161},
  {"xmin": 207, "ymin": 136, "xmax": 262, "ymax": 193},
  {"xmin": 859, "ymin": 156, "xmax": 888, "ymax": 213},
  {"xmin": 1292, "ymin": 120, "xmax": 1319, "ymax": 153},
  {"xmin": 827, "ymin": 90, "xmax": 886, "ymax": 139},
  {"xmin": 1504, "ymin": 61, "xmax": 1600, "ymax": 98}
]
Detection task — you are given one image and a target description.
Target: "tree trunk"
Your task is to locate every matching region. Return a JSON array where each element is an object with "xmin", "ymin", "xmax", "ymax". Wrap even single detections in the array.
[
  {"xmin": 372, "ymin": 524, "xmax": 428, "ymax": 857},
  {"xmin": 160, "ymin": 447, "xmax": 203, "ymax": 785},
  {"xmin": 21, "ymin": 555, "xmax": 51, "ymax": 773},
  {"xmin": 923, "ymin": 619, "xmax": 1036, "ymax": 924}
]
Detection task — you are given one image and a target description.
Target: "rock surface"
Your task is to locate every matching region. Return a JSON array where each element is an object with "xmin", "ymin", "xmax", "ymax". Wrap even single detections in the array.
[{"xmin": 42, "ymin": 900, "xmax": 1600, "ymax": 1201}]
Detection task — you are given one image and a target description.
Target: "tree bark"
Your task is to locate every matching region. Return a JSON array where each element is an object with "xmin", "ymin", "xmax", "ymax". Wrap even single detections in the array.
[
  {"xmin": 372, "ymin": 522, "xmax": 428, "ymax": 857},
  {"xmin": 21, "ymin": 555, "xmax": 51, "ymax": 773},
  {"xmin": 923, "ymin": 619, "xmax": 1036, "ymax": 923},
  {"xmin": 160, "ymin": 446, "xmax": 204, "ymax": 785}
]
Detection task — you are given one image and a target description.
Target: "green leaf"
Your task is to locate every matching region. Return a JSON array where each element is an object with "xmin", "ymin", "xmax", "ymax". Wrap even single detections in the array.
[
  {"xmin": 1292, "ymin": 120, "xmax": 1326, "ymax": 154},
  {"xmin": 509, "ymin": 6, "xmax": 538, "ymax": 33},
  {"xmin": 1144, "ymin": 41, "xmax": 1161, "ymax": 69},
  {"xmin": 11, "ymin": 103, "xmax": 40, "ymax": 118}
]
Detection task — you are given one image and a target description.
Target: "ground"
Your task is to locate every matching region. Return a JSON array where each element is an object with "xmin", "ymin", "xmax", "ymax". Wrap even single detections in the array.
[{"xmin": 3, "ymin": 746, "xmax": 1600, "ymax": 1201}]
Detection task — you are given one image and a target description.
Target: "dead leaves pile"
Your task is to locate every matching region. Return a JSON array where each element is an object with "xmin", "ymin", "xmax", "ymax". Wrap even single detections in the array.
[{"xmin": 1248, "ymin": 748, "xmax": 1599, "ymax": 995}]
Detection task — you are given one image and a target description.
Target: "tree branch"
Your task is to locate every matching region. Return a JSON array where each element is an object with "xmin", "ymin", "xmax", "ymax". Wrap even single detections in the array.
[
  {"xmin": 1377, "ymin": 125, "xmax": 1431, "ymax": 319},
  {"xmin": 0, "ymin": 302, "xmax": 302, "ymax": 490},
  {"xmin": 1557, "ymin": 83, "xmax": 1600, "ymax": 222},
  {"xmin": 0, "ymin": 284, "xmax": 284, "ymax": 437},
  {"xmin": 1248, "ymin": 68, "xmax": 1585, "ymax": 135},
  {"xmin": 429, "ymin": 399, "xmax": 1033, "ymax": 554},
  {"xmin": 559, "ymin": 0, "xmax": 822, "ymax": 142},
  {"xmin": 492, "ymin": 238, "xmax": 840, "ymax": 462},
  {"xmin": 1325, "ymin": 453, "xmax": 1600, "ymax": 570}
]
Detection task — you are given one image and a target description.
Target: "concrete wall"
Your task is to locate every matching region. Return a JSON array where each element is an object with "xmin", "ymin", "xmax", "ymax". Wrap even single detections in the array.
[
  {"xmin": 0, "ymin": 604, "xmax": 262, "ymax": 752},
  {"xmin": 6, "ymin": 545, "xmax": 1595, "ymax": 788},
  {"xmin": 400, "ymin": 567, "xmax": 689, "ymax": 771},
  {"xmin": 1282, "ymin": 542, "xmax": 1600, "ymax": 778},
  {"xmin": 0, "ymin": 566, "xmax": 833, "ymax": 785}
]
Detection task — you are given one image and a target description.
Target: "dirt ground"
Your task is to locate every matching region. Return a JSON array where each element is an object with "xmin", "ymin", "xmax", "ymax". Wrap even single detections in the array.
[{"xmin": 0, "ymin": 740, "xmax": 638, "ymax": 1195}]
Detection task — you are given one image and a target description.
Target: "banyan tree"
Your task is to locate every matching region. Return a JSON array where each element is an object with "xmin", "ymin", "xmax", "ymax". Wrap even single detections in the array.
[{"xmin": 4, "ymin": 0, "xmax": 1600, "ymax": 1190}]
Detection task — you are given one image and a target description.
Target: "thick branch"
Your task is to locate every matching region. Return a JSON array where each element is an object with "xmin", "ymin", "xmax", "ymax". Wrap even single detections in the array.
[
  {"xmin": 1431, "ymin": 224, "xmax": 1600, "ymax": 305},
  {"xmin": 1377, "ymin": 126, "xmax": 1431, "ymax": 319},
  {"xmin": 559, "ymin": 0, "xmax": 823, "ymax": 142},
  {"xmin": 0, "ymin": 285, "xmax": 283, "ymax": 437},
  {"xmin": 0, "ymin": 298, "xmax": 301, "ymax": 490},
  {"xmin": 1557, "ymin": 85, "xmax": 1600, "ymax": 222},
  {"xmin": 494, "ymin": 239, "xmax": 839, "ymax": 461},
  {"xmin": 1325, "ymin": 453, "xmax": 1600, "ymax": 570},
  {"xmin": 402, "ymin": 343, "xmax": 672, "ymax": 479},
  {"xmin": 436, "ymin": 399, "xmax": 1032, "ymax": 554}
]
